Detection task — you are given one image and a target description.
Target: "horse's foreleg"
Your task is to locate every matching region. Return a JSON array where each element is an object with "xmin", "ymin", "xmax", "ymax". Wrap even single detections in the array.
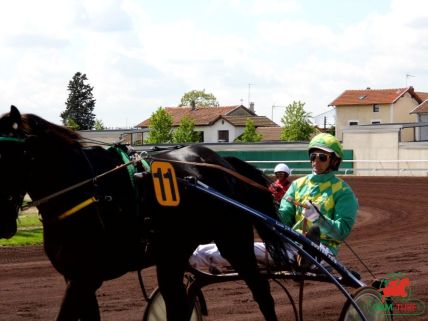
[
  {"xmin": 157, "ymin": 262, "xmax": 190, "ymax": 321},
  {"xmin": 239, "ymin": 267, "xmax": 278, "ymax": 321},
  {"xmin": 56, "ymin": 279, "xmax": 102, "ymax": 321},
  {"xmin": 219, "ymin": 243, "xmax": 279, "ymax": 321}
]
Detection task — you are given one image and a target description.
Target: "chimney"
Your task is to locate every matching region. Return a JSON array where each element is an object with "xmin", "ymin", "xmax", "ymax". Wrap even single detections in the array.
[
  {"xmin": 191, "ymin": 100, "xmax": 196, "ymax": 110},
  {"xmin": 249, "ymin": 102, "xmax": 255, "ymax": 113}
]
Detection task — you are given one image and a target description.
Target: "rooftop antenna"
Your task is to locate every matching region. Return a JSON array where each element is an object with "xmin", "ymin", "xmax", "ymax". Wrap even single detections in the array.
[{"xmin": 405, "ymin": 74, "xmax": 415, "ymax": 87}]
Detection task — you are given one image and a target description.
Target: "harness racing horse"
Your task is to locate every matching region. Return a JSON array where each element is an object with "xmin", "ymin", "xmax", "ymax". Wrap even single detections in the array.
[{"xmin": 0, "ymin": 105, "xmax": 288, "ymax": 321}]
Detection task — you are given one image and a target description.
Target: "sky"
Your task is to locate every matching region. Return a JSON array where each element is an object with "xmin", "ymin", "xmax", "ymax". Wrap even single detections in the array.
[{"xmin": 1, "ymin": 0, "xmax": 428, "ymax": 128}]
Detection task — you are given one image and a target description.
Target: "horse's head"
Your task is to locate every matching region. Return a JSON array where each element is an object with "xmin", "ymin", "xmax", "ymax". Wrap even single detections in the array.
[{"xmin": 0, "ymin": 106, "xmax": 28, "ymax": 238}]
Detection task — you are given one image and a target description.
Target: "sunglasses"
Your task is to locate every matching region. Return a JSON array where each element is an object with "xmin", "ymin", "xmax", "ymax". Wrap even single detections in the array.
[{"xmin": 310, "ymin": 152, "xmax": 331, "ymax": 162}]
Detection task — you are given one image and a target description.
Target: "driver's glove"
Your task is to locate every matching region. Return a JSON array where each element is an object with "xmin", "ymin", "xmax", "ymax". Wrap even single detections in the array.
[{"xmin": 303, "ymin": 201, "xmax": 320, "ymax": 222}]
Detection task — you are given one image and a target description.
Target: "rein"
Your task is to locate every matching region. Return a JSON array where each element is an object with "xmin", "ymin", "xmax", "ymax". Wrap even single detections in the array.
[
  {"xmin": 21, "ymin": 147, "xmax": 269, "ymax": 220},
  {"xmin": 148, "ymin": 156, "xmax": 270, "ymax": 193}
]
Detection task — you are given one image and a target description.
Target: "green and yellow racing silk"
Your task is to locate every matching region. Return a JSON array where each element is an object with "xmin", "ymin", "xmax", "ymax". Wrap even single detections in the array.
[{"xmin": 278, "ymin": 172, "xmax": 358, "ymax": 255}]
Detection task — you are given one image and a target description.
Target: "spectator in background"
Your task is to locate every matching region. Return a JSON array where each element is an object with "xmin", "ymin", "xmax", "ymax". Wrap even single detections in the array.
[{"xmin": 269, "ymin": 163, "xmax": 291, "ymax": 204}]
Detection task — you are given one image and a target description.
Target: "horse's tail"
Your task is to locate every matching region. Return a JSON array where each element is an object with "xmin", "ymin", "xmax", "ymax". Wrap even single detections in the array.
[{"xmin": 223, "ymin": 156, "xmax": 292, "ymax": 269}]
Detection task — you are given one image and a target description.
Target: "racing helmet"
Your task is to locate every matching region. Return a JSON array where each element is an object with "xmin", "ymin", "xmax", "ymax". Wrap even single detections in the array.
[
  {"xmin": 274, "ymin": 163, "xmax": 290, "ymax": 175},
  {"xmin": 308, "ymin": 133, "xmax": 343, "ymax": 170}
]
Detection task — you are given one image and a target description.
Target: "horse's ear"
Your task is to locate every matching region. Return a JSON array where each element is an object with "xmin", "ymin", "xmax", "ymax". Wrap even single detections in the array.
[
  {"xmin": 10, "ymin": 105, "xmax": 21, "ymax": 119},
  {"xmin": 9, "ymin": 105, "xmax": 22, "ymax": 129}
]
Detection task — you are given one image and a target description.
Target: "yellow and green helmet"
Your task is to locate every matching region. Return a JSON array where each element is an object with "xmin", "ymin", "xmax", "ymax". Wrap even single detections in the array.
[{"xmin": 308, "ymin": 133, "xmax": 343, "ymax": 159}]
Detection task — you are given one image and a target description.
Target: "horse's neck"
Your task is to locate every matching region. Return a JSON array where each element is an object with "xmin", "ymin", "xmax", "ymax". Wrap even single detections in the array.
[{"xmin": 27, "ymin": 146, "xmax": 91, "ymax": 201}]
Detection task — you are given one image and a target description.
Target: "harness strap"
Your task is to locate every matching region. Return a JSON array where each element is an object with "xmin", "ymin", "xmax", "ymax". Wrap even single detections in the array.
[
  {"xmin": 0, "ymin": 137, "xmax": 26, "ymax": 143},
  {"xmin": 58, "ymin": 197, "xmax": 97, "ymax": 221},
  {"xmin": 51, "ymin": 148, "xmax": 140, "ymax": 222},
  {"xmin": 108, "ymin": 146, "xmax": 137, "ymax": 189}
]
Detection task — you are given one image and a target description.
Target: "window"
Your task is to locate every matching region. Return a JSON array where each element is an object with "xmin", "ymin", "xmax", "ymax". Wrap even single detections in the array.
[
  {"xmin": 218, "ymin": 130, "xmax": 229, "ymax": 142},
  {"xmin": 371, "ymin": 120, "xmax": 381, "ymax": 125},
  {"xmin": 349, "ymin": 121, "xmax": 359, "ymax": 126},
  {"xmin": 373, "ymin": 104, "xmax": 380, "ymax": 112}
]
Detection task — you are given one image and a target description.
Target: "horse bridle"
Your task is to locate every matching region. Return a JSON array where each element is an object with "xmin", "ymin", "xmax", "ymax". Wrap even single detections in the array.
[
  {"xmin": 0, "ymin": 136, "xmax": 101, "ymax": 219},
  {"xmin": 0, "ymin": 136, "xmax": 28, "ymax": 218},
  {"xmin": 0, "ymin": 136, "xmax": 141, "ymax": 224}
]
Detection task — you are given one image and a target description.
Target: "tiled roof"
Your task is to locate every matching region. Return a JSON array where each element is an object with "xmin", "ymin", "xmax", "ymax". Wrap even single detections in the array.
[
  {"xmin": 136, "ymin": 105, "xmax": 243, "ymax": 127},
  {"xmin": 416, "ymin": 92, "xmax": 428, "ymax": 101},
  {"xmin": 410, "ymin": 99, "xmax": 428, "ymax": 114},
  {"xmin": 256, "ymin": 127, "xmax": 282, "ymax": 141},
  {"xmin": 329, "ymin": 87, "xmax": 422, "ymax": 106},
  {"xmin": 223, "ymin": 116, "xmax": 279, "ymax": 127}
]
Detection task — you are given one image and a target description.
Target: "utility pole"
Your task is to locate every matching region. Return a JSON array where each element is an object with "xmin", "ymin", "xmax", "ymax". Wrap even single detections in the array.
[{"xmin": 271, "ymin": 105, "xmax": 286, "ymax": 122}]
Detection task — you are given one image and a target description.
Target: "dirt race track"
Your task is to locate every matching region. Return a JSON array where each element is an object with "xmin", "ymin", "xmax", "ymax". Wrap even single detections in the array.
[{"xmin": 1, "ymin": 176, "xmax": 427, "ymax": 321}]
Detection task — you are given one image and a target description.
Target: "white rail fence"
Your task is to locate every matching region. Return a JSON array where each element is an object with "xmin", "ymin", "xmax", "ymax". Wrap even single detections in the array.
[{"xmin": 247, "ymin": 160, "xmax": 428, "ymax": 176}]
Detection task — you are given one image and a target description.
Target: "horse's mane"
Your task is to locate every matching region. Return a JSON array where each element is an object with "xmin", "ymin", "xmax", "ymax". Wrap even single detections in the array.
[{"xmin": 21, "ymin": 113, "xmax": 82, "ymax": 147}]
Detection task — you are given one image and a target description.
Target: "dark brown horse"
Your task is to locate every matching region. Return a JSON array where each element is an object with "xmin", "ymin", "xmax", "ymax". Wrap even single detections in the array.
[{"xmin": 0, "ymin": 105, "xmax": 288, "ymax": 321}]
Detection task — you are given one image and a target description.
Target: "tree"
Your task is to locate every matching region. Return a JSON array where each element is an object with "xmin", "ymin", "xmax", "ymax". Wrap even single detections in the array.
[
  {"xmin": 64, "ymin": 118, "xmax": 80, "ymax": 131},
  {"xmin": 145, "ymin": 107, "xmax": 173, "ymax": 144},
  {"xmin": 280, "ymin": 101, "xmax": 316, "ymax": 141},
  {"xmin": 94, "ymin": 119, "xmax": 105, "ymax": 130},
  {"xmin": 61, "ymin": 72, "xmax": 96, "ymax": 130},
  {"xmin": 234, "ymin": 118, "xmax": 262, "ymax": 142},
  {"xmin": 179, "ymin": 89, "xmax": 219, "ymax": 107},
  {"xmin": 172, "ymin": 116, "xmax": 200, "ymax": 143},
  {"xmin": 326, "ymin": 125, "xmax": 335, "ymax": 136}
]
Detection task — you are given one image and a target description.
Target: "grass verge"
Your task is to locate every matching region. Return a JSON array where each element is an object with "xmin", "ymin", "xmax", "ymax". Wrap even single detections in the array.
[{"xmin": 0, "ymin": 209, "xmax": 43, "ymax": 246}]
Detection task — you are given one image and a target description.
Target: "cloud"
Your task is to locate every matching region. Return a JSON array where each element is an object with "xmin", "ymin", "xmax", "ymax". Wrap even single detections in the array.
[
  {"xmin": 4, "ymin": 34, "xmax": 69, "ymax": 48},
  {"xmin": 209, "ymin": 0, "xmax": 299, "ymax": 15},
  {"xmin": 246, "ymin": 0, "xmax": 300, "ymax": 15},
  {"xmin": 73, "ymin": 0, "xmax": 132, "ymax": 32},
  {"xmin": 1, "ymin": 0, "xmax": 428, "ymax": 128}
]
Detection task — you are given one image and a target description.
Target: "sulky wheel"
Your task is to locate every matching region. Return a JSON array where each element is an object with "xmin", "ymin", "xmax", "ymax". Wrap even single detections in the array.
[
  {"xmin": 339, "ymin": 286, "xmax": 392, "ymax": 321},
  {"xmin": 143, "ymin": 287, "xmax": 203, "ymax": 321}
]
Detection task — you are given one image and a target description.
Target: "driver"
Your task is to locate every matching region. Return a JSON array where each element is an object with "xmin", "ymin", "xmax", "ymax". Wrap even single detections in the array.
[
  {"xmin": 278, "ymin": 133, "xmax": 359, "ymax": 257},
  {"xmin": 189, "ymin": 134, "xmax": 358, "ymax": 274}
]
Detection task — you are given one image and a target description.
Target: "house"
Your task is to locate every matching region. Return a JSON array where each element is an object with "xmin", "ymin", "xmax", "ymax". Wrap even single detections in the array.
[
  {"xmin": 329, "ymin": 87, "xmax": 423, "ymax": 141},
  {"xmin": 136, "ymin": 105, "xmax": 279, "ymax": 143},
  {"xmin": 255, "ymin": 127, "xmax": 283, "ymax": 142},
  {"xmin": 410, "ymin": 93, "xmax": 428, "ymax": 141}
]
